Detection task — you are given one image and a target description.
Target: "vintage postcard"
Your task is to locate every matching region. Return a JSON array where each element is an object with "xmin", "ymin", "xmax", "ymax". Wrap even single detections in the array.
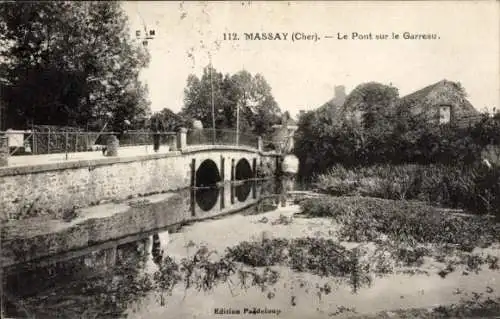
[{"xmin": 0, "ymin": 1, "xmax": 499, "ymax": 318}]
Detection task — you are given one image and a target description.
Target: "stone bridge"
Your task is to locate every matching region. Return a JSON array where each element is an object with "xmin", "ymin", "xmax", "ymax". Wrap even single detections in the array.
[{"xmin": 0, "ymin": 129, "xmax": 280, "ymax": 220}]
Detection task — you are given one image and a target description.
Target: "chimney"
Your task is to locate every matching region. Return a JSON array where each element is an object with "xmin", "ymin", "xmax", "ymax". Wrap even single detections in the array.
[{"xmin": 333, "ymin": 85, "xmax": 346, "ymax": 106}]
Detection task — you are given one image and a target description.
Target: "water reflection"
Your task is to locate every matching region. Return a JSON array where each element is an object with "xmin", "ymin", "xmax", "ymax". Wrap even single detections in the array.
[
  {"xmin": 235, "ymin": 181, "xmax": 252, "ymax": 202},
  {"xmin": 2, "ymin": 178, "xmax": 283, "ymax": 318},
  {"xmin": 194, "ymin": 187, "xmax": 219, "ymax": 211}
]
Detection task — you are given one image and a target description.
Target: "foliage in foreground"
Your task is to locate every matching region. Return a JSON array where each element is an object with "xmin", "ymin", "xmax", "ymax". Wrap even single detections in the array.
[
  {"xmin": 314, "ymin": 163, "xmax": 500, "ymax": 219},
  {"xmin": 348, "ymin": 292, "xmax": 500, "ymax": 318}
]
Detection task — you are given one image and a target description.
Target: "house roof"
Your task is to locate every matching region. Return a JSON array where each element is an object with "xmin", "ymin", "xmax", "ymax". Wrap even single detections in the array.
[
  {"xmin": 401, "ymin": 80, "xmax": 449, "ymax": 102},
  {"xmin": 400, "ymin": 79, "xmax": 478, "ymax": 114}
]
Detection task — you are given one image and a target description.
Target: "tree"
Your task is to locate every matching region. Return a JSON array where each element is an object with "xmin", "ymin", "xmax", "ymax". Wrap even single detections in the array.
[
  {"xmin": 342, "ymin": 82, "xmax": 399, "ymax": 132},
  {"xmin": 231, "ymin": 71, "xmax": 281, "ymax": 137},
  {"xmin": 294, "ymin": 106, "xmax": 365, "ymax": 179},
  {"xmin": 151, "ymin": 108, "xmax": 189, "ymax": 132},
  {"xmin": 181, "ymin": 66, "xmax": 281, "ymax": 137},
  {"xmin": 0, "ymin": 2, "xmax": 150, "ymax": 130}
]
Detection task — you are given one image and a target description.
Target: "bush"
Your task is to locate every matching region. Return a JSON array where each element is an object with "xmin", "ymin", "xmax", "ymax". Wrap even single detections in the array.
[
  {"xmin": 300, "ymin": 196, "xmax": 499, "ymax": 249},
  {"xmin": 294, "ymin": 105, "xmax": 500, "ymax": 181},
  {"xmin": 314, "ymin": 164, "xmax": 500, "ymax": 219}
]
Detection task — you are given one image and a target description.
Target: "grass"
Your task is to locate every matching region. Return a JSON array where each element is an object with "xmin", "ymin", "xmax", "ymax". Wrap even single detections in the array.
[{"xmin": 298, "ymin": 195, "xmax": 500, "ymax": 280}]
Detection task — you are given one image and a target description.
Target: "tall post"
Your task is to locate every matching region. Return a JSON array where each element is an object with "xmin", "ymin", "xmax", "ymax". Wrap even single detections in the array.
[
  {"xmin": 236, "ymin": 99, "xmax": 240, "ymax": 146},
  {"xmin": 209, "ymin": 59, "xmax": 216, "ymax": 144}
]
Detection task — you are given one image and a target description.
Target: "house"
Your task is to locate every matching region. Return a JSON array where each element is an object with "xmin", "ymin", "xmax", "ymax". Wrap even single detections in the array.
[
  {"xmin": 399, "ymin": 79, "xmax": 480, "ymax": 126},
  {"xmin": 318, "ymin": 85, "xmax": 347, "ymax": 117}
]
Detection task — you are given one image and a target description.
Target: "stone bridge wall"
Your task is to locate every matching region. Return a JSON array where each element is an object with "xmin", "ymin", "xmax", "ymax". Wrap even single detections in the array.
[{"xmin": 0, "ymin": 146, "xmax": 278, "ymax": 220}]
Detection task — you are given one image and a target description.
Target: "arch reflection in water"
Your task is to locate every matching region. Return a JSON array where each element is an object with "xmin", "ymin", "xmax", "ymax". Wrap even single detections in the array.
[
  {"xmin": 195, "ymin": 159, "xmax": 222, "ymax": 212},
  {"xmin": 195, "ymin": 187, "xmax": 220, "ymax": 211},
  {"xmin": 234, "ymin": 158, "xmax": 254, "ymax": 202}
]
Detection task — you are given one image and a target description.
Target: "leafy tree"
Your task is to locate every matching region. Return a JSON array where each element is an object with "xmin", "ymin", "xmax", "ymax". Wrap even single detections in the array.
[
  {"xmin": 151, "ymin": 108, "xmax": 189, "ymax": 132},
  {"xmin": 181, "ymin": 66, "xmax": 280, "ymax": 137},
  {"xmin": 181, "ymin": 67, "xmax": 231, "ymax": 130},
  {"xmin": 0, "ymin": 1, "xmax": 150, "ymax": 130},
  {"xmin": 342, "ymin": 82, "xmax": 399, "ymax": 133},
  {"xmin": 294, "ymin": 106, "xmax": 364, "ymax": 179},
  {"xmin": 231, "ymin": 71, "xmax": 281, "ymax": 137}
]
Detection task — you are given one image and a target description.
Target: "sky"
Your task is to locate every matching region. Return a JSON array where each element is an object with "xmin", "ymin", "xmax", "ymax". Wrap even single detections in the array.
[{"xmin": 122, "ymin": 1, "xmax": 500, "ymax": 118}]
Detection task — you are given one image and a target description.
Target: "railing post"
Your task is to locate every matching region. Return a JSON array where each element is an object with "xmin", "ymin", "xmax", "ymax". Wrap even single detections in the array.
[
  {"xmin": 0, "ymin": 135, "xmax": 9, "ymax": 167},
  {"xmin": 169, "ymin": 134, "xmax": 177, "ymax": 151},
  {"xmin": 32, "ymin": 131, "xmax": 36, "ymax": 154},
  {"xmin": 177, "ymin": 127, "xmax": 187, "ymax": 151},
  {"xmin": 258, "ymin": 136, "xmax": 263, "ymax": 152},
  {"xmin": 65, "ymin": 131, "xmax": 69, "ymax": 160},
  {"xmin": 47, "ymin": 129, "xmax": 50, "ymax": 154}
]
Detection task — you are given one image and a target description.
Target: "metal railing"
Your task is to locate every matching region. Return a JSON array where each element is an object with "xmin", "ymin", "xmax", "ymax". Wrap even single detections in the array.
[
  {"xmin": 0, "ymin": 128, "xmax": 266, "ymax": 159},
  {"xmin": 186, "ymin": 129, "xmax": 259, "ymax": 149},
  {"xmin": 1, "ymin": 130, "xmax": 177, "ymax": 156}
]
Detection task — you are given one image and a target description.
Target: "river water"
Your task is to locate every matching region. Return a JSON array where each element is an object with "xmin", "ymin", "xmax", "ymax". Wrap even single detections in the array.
[{"xmin": 2, "ymin": 178, "xmax": 499, "ymax": 318}]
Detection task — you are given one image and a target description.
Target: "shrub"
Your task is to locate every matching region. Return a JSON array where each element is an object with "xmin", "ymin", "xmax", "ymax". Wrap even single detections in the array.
[
  {"xmin": 300, "ymin": 196, "xmax": 499, "ymax": 249},
  {"xmin": 313, "ymin": 164, "xmax": 500, "ymax": 219}
]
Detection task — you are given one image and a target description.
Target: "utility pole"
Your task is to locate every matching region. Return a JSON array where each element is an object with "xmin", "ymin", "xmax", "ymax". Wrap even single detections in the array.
[
  {"xmin": 236, "ymin": 94, "xmax": 241, "ymax": 146},
  {"xmin": 209, "ymin": 55, "xmax": 216, "ymax": 144}
]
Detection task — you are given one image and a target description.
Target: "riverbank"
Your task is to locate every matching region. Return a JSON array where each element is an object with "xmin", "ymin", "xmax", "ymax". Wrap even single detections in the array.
[
  {"xmin": 123, "ymin": 200, "xmax": 500, "ymax": 318},
  {"xmin": 1, "ymin": 180, "xmax": 266, "ymax": 268},
  {"xmin": 4, "ymin": 193, "xmax": 499, "ymax": 318}
]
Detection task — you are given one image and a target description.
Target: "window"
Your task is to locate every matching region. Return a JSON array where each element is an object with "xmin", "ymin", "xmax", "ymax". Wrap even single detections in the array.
[{"xmin": 439, "ymin": 105, "xmax": 451, "ymax": 124}]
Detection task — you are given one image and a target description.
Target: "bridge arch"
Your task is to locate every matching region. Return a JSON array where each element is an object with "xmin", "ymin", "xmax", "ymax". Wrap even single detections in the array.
[
  {"xmin": 235, "ymin": 158, "xmax": 253, "ymax": 181},
  {"xmin": 196, "ymin": 159, "xmax": 221, "ymax": 187},
  {"xmin": 195, "ymin": 159, "xmax": 221, "ymax": 212}
]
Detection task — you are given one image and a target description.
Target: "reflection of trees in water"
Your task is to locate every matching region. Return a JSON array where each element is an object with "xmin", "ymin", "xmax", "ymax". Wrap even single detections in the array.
[
  {"xmin": 235, "ymin": 181, "xmax": 252, "ymax": 202},
  {"xmin": 152, "ymin": 234, "xmax": 163, "ymax": 266},
  {"xmin": 259, "ymin": 178, "xmax": 277, "ymax": 195},
  {"xmin": 4, "ymin": 237, "xmax": 375, "ymax": 318},
  {"xmin": 4, "ymin": 239, "xmax": 153, "ymax": 318},
  {"xmin": 4, "ymin": 179, "xmax": 298, "ymax": 317}
]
